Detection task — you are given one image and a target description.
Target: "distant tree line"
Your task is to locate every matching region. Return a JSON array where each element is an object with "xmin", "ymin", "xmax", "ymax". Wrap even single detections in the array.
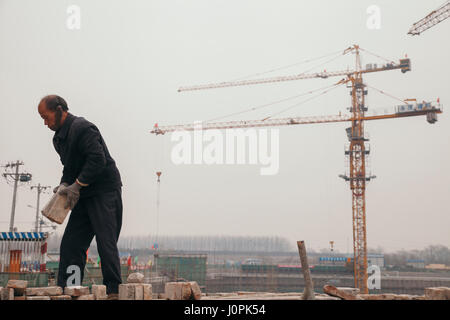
[
  {"xmin": 116, "ymin": 235, "xmax": 295, "ymax": 253},
  {"xmin": 382, "ymin": 245, "xmax": 450, "ymax": 266},
  {"xmin": 367, "ymin": 245, "xmax": 450, "ymax": 266},
  {"xmin": 46, "ymin": 234, "xmax": 295, "ymax": 253},
  {"xmin": 46, "ymin": 233, "xmax": 450, "ymax": 266}
]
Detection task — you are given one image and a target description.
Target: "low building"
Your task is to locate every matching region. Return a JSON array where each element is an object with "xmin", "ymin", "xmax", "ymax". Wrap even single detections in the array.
[
  {"xmin": 406, "ymin": 259, "xmax": 425, "ymax": 269},
  {"xmin": 425, "ymin": 264, "xmax": 450, "ymax": 270},
  {"xmin": 367, "ymin": 254, "xmax": 385, "ymax": 269}
]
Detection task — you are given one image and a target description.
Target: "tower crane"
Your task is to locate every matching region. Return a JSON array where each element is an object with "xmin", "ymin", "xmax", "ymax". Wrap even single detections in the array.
[
  {"xmin": 150, "ymin": 44, "xmax": 442, "ymax": 293},
  {"xmin": 408, "ymin": 0, "xmax": 450, "ymax": 35}
]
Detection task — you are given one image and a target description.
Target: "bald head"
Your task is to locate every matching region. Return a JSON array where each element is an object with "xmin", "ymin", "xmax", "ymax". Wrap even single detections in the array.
[
  {"xmin": 38, "ymin": 95, "xmax": 69, "ymax": 131},
  {"xmin": 39, "ymin": 95, "xmax": 69, "ymax": 112}
]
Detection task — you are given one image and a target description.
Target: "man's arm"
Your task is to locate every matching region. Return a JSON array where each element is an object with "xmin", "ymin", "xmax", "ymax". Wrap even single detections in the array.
[
  {"xmin": 76, "ymin": 125, "xmax": 107, "ymax": 186},
  {"xmin": 60, "ymin": 167, "xmax": 71, "ymax": 185}
]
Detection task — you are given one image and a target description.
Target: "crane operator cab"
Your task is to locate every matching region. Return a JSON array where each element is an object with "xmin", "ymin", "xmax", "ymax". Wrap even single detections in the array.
[{"xmin": 399, "ymin": 58, "xmax": 411, "ymax": 73}]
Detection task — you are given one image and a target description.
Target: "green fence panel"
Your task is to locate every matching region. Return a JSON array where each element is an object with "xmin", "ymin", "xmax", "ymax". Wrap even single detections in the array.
[{"xmin": 0, "ymin": 272, "xmax": 49, "ymax": 287}]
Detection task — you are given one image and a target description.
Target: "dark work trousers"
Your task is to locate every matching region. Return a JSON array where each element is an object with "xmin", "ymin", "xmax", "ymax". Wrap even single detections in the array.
[{"xmin": 57, "ymin": 189, "xmax": 123, "ymax": 294}]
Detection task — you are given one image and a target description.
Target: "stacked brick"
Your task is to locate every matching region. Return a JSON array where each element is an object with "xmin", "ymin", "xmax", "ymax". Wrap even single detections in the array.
[
  {"xmin": 0, "ymin": 280, "xmax": 109, "ymax": 300},
  {"xmin": 1, "ymin": 277, "xmax": 448, "ymax": 301},
  {"xmin": 117, "ymin": 272, "xmax": 202, "ymax": 300},
  {"xmin": 118, "ymin": 272, "xmax": 152, "ymax": 300}
]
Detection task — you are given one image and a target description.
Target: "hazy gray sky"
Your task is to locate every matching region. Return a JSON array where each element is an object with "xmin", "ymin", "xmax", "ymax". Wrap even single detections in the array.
[{"xmin": 0, "ymin": 0, "xmax": 449, "ymax": 253}]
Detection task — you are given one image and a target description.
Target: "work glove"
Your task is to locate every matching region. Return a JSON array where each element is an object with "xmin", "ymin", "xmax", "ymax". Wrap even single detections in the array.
[
  {"xmin": 58, "ymin": 182, "xmax": 82, "ymax": 210},
  {"xmin": 53, "ymin": 182, "xmax": 69, "ymax": 194}
]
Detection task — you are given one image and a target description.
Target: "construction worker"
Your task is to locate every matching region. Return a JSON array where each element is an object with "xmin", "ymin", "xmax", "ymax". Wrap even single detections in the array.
[{"xmin": 38, "ymin": 95, "xmax": 123, "ymax": 299}]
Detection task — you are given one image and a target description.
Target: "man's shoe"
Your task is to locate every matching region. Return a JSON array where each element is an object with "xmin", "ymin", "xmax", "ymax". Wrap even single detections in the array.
[{"xmin": 107, "ymin": 293, "xmax": 119, "ymax": 300}]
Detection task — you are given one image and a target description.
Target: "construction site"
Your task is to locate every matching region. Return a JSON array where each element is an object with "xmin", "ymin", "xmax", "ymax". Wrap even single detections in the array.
[{"xmin": 0, "ymin": 0, "xmax": 450, "ymax": 303}]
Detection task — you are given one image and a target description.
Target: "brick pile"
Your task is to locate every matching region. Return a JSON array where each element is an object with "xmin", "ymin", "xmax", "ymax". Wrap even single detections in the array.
[
  {"xmin": 7, "ymin": 275, "xmax": 447, "ymax": 300},
  {"xmin": 0, "ymin": 280, "xmax": 111, "ymax": 300}
]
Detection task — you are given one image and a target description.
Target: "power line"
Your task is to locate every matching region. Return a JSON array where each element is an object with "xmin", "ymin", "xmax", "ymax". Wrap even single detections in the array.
[
  {"xmin": 228, "ymin": 48, "xmax": 346, "ymax": 82},
  {"xmin": 206, "ymin": 82, "xmax": 341, "ymax": 123},
  {"xmin": 264, "ymin": 81, "xmax": 345, "ymax": 119}
]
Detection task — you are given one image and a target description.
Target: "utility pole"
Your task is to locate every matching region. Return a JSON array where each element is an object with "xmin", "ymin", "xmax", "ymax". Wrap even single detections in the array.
[
  {"xmin": 2, "ymin": 161, "xmax": 32, "ymax": 232},
  {"xmin": 30, "ymin": 183, "xmax": 51, "ymax": 233}
]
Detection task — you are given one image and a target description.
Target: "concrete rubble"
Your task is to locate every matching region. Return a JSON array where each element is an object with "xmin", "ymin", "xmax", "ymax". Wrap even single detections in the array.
[
  {"xmin": 202, "ymin": 286, "xmax": 450, "ymax": 300},
  {"xmin": 359, "ymin": 293, "xmax": 424, "ymax": 300},
  {"xmin": 322, "ymin": 285, "xmax": 449, "ymax": 300}
]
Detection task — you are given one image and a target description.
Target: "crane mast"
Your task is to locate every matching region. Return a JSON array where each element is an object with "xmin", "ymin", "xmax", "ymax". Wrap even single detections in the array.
[{"xmin": 347, "ymin": 46, "xmax": 369, "ymax": 292}]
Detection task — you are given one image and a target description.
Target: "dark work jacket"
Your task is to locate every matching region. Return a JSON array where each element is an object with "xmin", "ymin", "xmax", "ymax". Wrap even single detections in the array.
[{"xmin": 53, "ymin": 113, "xmax": 122, "ymax": 199}]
